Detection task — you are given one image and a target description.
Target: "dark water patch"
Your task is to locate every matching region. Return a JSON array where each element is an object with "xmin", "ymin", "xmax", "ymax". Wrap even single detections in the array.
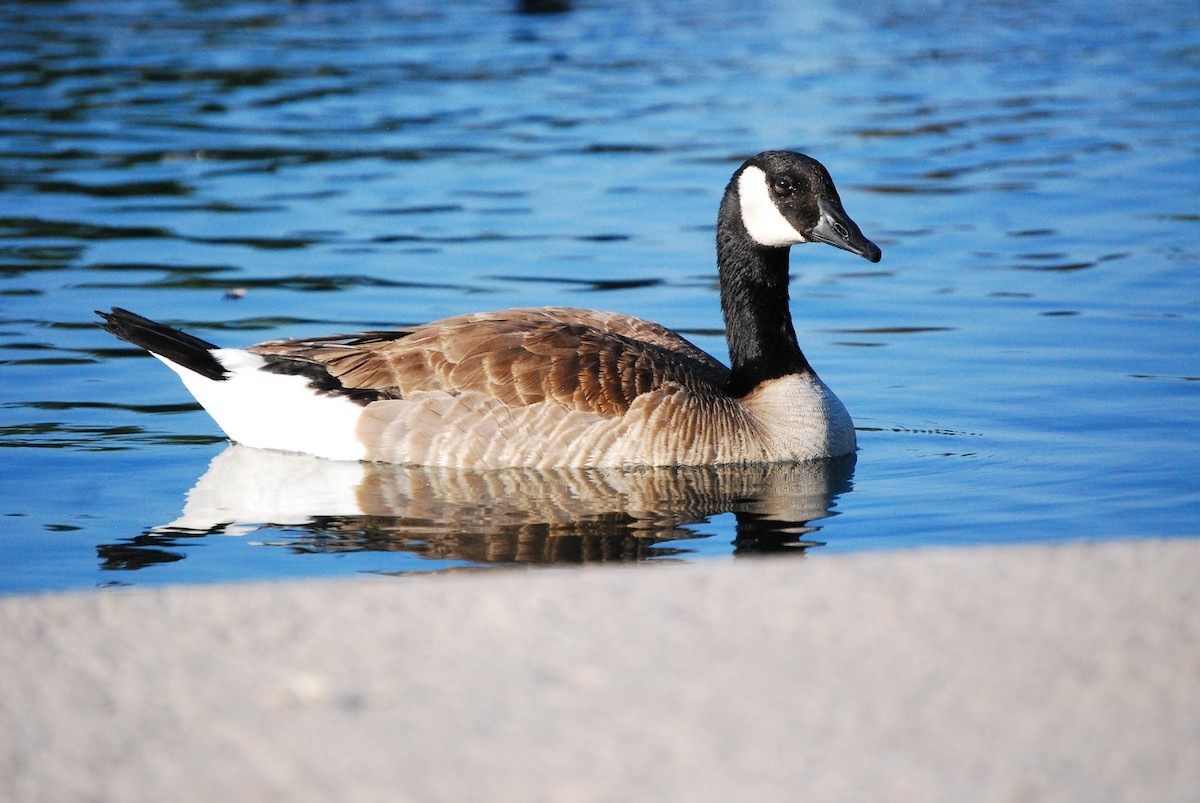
[
  {"xmin": 0, "ymin": 244, "xmax": 85, "ymax": 275},
  {"xmin": 855, "ymin": 119, "xmax": 972, "ymax": 140},
  {"xmin": 83, "ymin": 262, "xmax": 240, "ymax": 276},
  {"xmin": 10, "ymin": 401, "xmax": 200, "ymax": 415},
  {"xmin": 490, "ymin": 274, "xmax": 664, "ymax": 292},
  {"xmin": 76, "ymin": 273, "xmax": 473, "ymax": 294},
  {"xmin": 1010, "ymin": 251, "xmax": 1131, "ymax": 272},
  {"xmin": 90, "ymin": 145, "xmax": 498, "ymax": 172},
  {"xmin": 0, "ymin": 421, "xmax": 224, "ymax": 451},
  {"xmin": 575, "ymin": 233, "xmax": 632, "ymax": 242},
  {"xmin": 1130, "ymin": 374, "xmax": 1200, "ymax": 382},
  {"xmin": 113, "ymin": 200, "xmax": 287, "ymax": 214},
  {"xmin": 488, "ymin": 113, "xmax": 582, "ymax": 131},
  {"xmin": 371, "ymin": 232, "xmax": 548, "ymax": 245},
  {"xmin": 2, "ymin": 341, "xmax": 64, "ymax": 352},
  {"xmin": 364, "ymin": 204, "xmax": 465, "ymax": 216},
  {"xmin": 188, "ymin": 234, "xmax": 319, "ymax": 250},
  {"xmin": 0, "ymin": 356, "xmax": 95, "ymax": 366},
  {"xmin": 24, "ymin": 178, "xmax": 193, "ymax": 198},
  {"xmin": 17, "ymin": 64, "xmax": 348, "ymax": 104},
  {"xmin": 98, "ymin": 537, "xmax": 188, "ymax": 572},
  {"xmin": 1013, "ymin": 260, "xmax": 1095, "ymax": 272},
  {"xmin": 829, "ymin": 326, "xmax": 955, "ymax": 335},
  {"xmin": 860, "ymin": 184, "xmax": 971, "ymax": 196},
  {"xmin": 582, "ymin": 143, "xmax": 676, "ymax": 155},
  {"xmin": 262, "ymin": 189, "xmax": 341, "ymax": 202},
  {"xmin": 918, "ymin": 153, "xmax": 1077, "ymax": 183},
  {"xmin": 0, "ymin": 217, "xmax": 172, "ymax": 242},
  {"xmin": 246, "ymin": 85, "xmax": 360, "ymax": 109},
  {"xmin": 0, "ymin": 148, "xmax": 115, "ymax": 169}
]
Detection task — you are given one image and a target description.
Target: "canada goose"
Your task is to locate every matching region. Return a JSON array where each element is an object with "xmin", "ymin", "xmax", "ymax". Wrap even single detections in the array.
[{"xmin": 98, "ymin": 150, "xmax": 881, "ymax": 468}]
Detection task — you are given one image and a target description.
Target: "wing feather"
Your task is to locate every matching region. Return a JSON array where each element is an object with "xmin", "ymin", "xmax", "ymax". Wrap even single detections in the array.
[{"xmin": 248, "ymin": 308, "xmax": 731, "ymax": 418}]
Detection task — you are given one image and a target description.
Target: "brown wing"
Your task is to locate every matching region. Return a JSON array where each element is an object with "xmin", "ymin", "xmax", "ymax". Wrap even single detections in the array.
[{"xmin": 248, "ymin": 307, "xmax": 731, "ymax": 418}]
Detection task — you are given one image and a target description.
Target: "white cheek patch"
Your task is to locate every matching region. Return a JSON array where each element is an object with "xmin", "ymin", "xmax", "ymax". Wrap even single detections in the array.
[{"xmin": 738, "ymin": 165, "xmax": 807, "ymax": 247}]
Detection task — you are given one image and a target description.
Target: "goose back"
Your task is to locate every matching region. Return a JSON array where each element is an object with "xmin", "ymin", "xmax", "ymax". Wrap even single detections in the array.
[{"xmin": 248, "ymin": 307, "xmax": 731, "ymax": 417}]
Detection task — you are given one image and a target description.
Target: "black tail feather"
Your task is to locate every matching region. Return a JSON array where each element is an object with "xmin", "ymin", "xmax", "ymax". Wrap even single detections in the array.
[{"xmin": 95, "ymin": 308, "xmax": 228, "ymax": 381}]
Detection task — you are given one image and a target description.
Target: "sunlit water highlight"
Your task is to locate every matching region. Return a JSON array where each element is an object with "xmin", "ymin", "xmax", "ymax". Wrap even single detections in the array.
[{"xmin": 1, "ymin": 0, "xmax": 1197, "ymax": 592}]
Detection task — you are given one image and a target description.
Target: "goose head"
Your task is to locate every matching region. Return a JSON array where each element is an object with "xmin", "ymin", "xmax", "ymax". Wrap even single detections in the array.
[
  {"xmin": 715, "ymin": 150, "xmax": 881, "ymax": 399},
  {"xmin": 730, "ymin": 150, "xmax": 881, "ymax": 262}
]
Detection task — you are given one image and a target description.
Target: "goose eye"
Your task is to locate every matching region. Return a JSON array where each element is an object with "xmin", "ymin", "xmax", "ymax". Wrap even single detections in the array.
[{"xmin": 773, "ymin": 176, "xmax": 795, "ymax": 196}]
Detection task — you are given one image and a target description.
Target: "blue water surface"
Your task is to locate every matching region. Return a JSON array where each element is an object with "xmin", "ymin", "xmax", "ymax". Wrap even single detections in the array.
[{"xmin": 1, "ymin": 0, "xmax": 1197, "ymax": 593}]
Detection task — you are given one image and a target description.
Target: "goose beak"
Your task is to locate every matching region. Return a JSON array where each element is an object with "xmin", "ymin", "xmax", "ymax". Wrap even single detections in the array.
[{"xmin": 811, "ymin": 198, "xmax": 882, "ymax": 263}]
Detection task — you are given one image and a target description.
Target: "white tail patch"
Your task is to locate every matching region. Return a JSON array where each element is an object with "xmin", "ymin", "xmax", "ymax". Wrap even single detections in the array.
[
  {"xmin": 152, "ymin": 348, "xmax": 367, "ymax": 461},
  {"xmin": 738, "ymin": 165, "xmax": 807, "ymax": 248}
]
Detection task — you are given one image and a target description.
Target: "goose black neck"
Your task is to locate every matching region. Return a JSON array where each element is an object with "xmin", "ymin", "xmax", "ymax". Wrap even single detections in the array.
[{"xmin": 717, "ymin": 196, "xmax": 812, "ymax": 398}]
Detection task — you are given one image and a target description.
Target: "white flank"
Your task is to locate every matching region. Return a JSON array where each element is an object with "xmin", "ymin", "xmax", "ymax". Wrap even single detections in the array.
[
  {"xmin": 152, "ymin": 349, "xmax": 367, "ymax": 461},
  {"xmin": 737, "ymin": 165, "xmax": 807, "ymax": 248}
]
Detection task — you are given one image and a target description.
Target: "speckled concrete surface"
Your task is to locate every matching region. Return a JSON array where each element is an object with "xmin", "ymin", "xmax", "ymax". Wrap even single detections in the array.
[{"xmin": 3, "ymin": 539, "xmax": 1198, "ymax": 802}]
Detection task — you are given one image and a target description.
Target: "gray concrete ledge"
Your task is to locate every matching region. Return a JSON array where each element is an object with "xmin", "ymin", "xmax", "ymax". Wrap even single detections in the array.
[{"xmin": 3, "ymin": 538, "xmax": 1198, "ymax": 802}]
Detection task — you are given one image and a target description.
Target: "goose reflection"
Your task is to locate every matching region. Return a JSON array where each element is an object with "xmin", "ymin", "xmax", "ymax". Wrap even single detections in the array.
[{"xmin": 105, "ymin": 446, "xmax": 855, "ymax": 572}]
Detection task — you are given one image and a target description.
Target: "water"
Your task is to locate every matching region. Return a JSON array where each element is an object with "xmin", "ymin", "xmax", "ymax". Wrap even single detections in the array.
[{"xmin": 1, "ymin": 0, "xmax": 1197, "ymax": 594}]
